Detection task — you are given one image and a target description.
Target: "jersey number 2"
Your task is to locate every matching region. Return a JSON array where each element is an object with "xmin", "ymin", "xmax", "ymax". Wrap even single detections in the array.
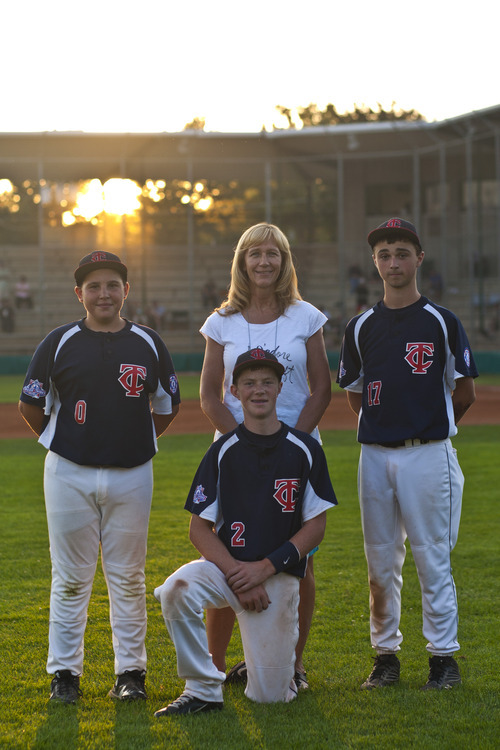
[{"xmin": 231, "ymin": 522, "xmax": 245, "ymax": 547}]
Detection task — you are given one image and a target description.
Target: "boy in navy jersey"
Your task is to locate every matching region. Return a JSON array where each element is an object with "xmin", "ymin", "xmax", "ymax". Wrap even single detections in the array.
[
  {"xmin": 19, "ymin": 251, "xmax": 180, "ymax": 704},
  {"xmin": 154, "ymin": 348, "xmax": 337, "ymax": 716},
  {"xmin": 337, "ymin": 218, "xmax": 478, "ymax": 691}
]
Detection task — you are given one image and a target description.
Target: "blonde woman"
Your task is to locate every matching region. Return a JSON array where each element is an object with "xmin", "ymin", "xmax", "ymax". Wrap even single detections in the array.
[{"xmin": 200, "ymin": 223, "xmax": 332, "ymax": 688}]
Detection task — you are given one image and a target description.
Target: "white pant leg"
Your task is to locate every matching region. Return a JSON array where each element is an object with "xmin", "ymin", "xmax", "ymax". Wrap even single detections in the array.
[
  {"xmin": 44, "ymin": 452, "xmax": 101, "ymax": 675},
  {"xmin": 155, "ymin": 560, "xmax": 299, "ymax": 703},
  {"xmin": 395, "ymin": 441, "xmax": 463, "ymax": 654},
  {"xmin": 359, "ymin": 444, "xmax": 407, "ymax": 654},
  {"xmin": 44, "ymin": 453, "xmax": 153, "ymax": 676},
  {"xmin": 238, "ymin": 573, "xmax": 299, "ymax": 703},
  {"xmin": 99, "ymin": 461, "xmax": 153, "ymax": 674},
  {"xmin": 155, "ymin": 560, "xmax": 232, "ymax": 702}
]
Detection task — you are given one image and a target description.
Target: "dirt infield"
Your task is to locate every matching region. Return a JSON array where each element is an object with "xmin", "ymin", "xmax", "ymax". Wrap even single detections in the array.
[{"xmin": 3, "ymin": 386, "xmax": 499, "ymax": 438}]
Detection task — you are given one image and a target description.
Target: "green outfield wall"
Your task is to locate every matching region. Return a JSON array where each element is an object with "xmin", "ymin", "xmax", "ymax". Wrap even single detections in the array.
[{"xmin": 2, "ymin": 351, "xmax": 500, "ymax": 376}]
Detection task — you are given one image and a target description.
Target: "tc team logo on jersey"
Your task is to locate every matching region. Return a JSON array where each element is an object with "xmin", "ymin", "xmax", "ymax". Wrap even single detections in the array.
[
  {"xmin": 118, "ymin": 364, "xmax": 147, "ymax": 397},
  {"xmin": 404, "ymin": 342, "xmax": 434, "ymax": 374},
  {"xmin": 273, "ymin": 478, "xmax": 300, "ymax": 512}
]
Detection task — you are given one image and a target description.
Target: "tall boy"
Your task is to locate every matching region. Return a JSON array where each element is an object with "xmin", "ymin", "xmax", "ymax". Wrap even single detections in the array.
[
  {"xmin": 154, "ymin": 348, "xmax": 337, "ymax": 716},
  {"xmin": 337, "ymin": 218, "xmax": 477, "ymax": 690},
  {"xmin": 19, "ymin": 251, "xmax": 180, "ymax": 703}
]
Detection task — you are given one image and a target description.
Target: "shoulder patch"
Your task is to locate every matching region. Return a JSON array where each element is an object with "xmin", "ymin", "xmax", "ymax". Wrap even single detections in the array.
[
  {"xmin": 464, "ymin": 348, "xmax": 471, "ymax": 368},
  {"xmin": 192, "ymin": 484, "xmax": 207, "ymax": 504},
  {"xmin": 22, "ymin": 379, "xmax": 46, "ymax": 399},
  {"xmin": 169, "ymin": 374, "xmax": 179, "ymax": 394}
]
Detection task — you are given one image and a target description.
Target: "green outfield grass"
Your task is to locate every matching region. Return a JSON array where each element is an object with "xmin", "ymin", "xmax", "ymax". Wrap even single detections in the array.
[
  {"xmin": 3, "ymin": 373, "xmax": 500, "ymax": 404},
  {"xmin": 0, "ymin": 426, "xmax": 498, "ymax": 749}
]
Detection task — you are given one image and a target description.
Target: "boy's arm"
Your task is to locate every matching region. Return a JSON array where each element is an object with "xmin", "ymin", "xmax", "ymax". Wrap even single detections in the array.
[
  {"xmin": 18, "ymin": 401, "xmax": 45, "ymax": 437},
  {"xmin": 452, "ymin": 376, "xmax": 476, "ymax": 423},
  {"xmin": 189, "ymin": 514, "xmax": 239, "ymax": 577},
  {"xmin": 152, "ymin": 404, "xmax": 179, "ymax": 437},
  {"xmin": 189, "ymin": 514, "xmax": 272, "ymax": 612},
  {"xmin": 288, "ymin": 511, "xmax": 326, "ymax": 559},
  {"xmin": 227, "ymin": 512, "xmax": 327, "ymax": 595},
  {"xmin": 346, "ymin": 390, "xmax": 362, "ymax": 415}
]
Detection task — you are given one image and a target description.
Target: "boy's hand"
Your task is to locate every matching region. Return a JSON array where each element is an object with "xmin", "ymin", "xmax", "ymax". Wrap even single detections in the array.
[
  {"xmin": 236, "ymin": 584, "xmax": 271, "ymax": 612},
  {"xmin": 226, "ymin": 559, "xmax": 275, "ymax": 594}
]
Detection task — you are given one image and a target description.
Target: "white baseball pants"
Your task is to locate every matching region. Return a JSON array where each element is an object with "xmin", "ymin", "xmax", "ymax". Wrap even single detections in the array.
[
  {"xmin": 358, "ymin": 439, "xmax": 464, "ymax": 655},
  {"xmin": 154, "ymin": 559, "xmax": 300, "ymax": 703},
  {"xmin": 44, "ymin": 451, "xmax": 153, "ymax": 676}
]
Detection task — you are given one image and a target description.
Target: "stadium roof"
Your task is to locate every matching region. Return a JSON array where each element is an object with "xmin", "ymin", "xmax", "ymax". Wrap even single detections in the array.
[{"xmin": 0, "ymin": 104, "xmax": 499, "ymax": 183}]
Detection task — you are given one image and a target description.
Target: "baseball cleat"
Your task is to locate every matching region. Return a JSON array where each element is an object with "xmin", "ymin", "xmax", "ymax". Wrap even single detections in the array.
[
  {"xmin": 361, "ymin": 653, "xmax": 400, "ymax": 690},
  {"xmin": 294, "ymin": 670, "xmax": 309, "ymax": 690},
  {"xmin": 421, "ymin": 655, "xmax": 461, "ymax": 690},
  {"xmin": 154, "ymin": 692, "xmax": 223, "ymax": 717},
  {"xmin": 50, "ymin": 670, "xmax": 82, "ymax": 704},
  {"xmin": 225, "ymin": 660, "xmax": 247, "ymax": 685},
  {"xmin": 109, "ymin": 669, "xmax": 147, "ymax": 701}
]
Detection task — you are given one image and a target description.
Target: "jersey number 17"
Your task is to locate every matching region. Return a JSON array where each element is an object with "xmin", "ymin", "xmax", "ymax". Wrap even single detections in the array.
[{"xmin": 367, "ymin": 381, "xmax": 382, "ymax": 406}]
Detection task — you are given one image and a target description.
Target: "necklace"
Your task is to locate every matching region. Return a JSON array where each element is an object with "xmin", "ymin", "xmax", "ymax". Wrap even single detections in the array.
[{"xmin": 246, "ymin": 316, "xmax": 279, "ymax": 351}]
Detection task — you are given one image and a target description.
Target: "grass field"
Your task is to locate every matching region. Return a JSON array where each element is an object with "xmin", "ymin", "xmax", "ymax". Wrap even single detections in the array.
[
  {"xmin": 0, "ymin": 425, "xmax": 499, "ymax": 749},
  {"xmin": 2, "ymin": 373, "xmax": 500, "ymax": 405}
]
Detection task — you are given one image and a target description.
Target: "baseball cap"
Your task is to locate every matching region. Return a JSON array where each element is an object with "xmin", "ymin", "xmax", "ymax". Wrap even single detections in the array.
[
  {"xmin": 74, "ymin": 251, "xmax": 128, "ymax": 287},
  {"xmin": 232, "ymin": 348, "xmax": 285, "ymax": 383},
  {"xmin": 367, "ymin": 218, "xmax": 421, "ymax": 249}
]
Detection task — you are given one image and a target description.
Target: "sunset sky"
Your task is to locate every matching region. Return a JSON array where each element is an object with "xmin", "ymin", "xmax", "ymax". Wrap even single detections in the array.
[{"xmin": 3, "ymin": 0, "xmax": 497, "ymax": 133}]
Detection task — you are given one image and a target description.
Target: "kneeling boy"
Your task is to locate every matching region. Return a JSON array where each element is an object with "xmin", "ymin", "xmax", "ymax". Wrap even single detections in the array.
[{"xmin": 154, "ymin": 348, "xmax": 337, "ymax": 716}]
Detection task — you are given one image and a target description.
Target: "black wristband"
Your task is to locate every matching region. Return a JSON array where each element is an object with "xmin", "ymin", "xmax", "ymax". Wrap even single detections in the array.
[{"xmin": 266, "ymin": 541, "xmax": 301, "ymax": 574}]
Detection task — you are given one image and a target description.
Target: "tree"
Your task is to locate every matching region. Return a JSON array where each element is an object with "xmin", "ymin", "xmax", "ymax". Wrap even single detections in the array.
[
  {"xmin": 184, "ymin": 117, "xmax": 206, "ymax": 131},
  {"xmin": 274, "ymin": 101, "xmax": 425, "ymax": 129}
]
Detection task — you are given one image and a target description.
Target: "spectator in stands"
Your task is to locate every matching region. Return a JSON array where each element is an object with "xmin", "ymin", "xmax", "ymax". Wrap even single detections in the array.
[
  {"xmin": 201, "ymin": 277, "xmax": 219, "ymax": 310},
  {"xmin": 147, "ymin": 301, "xmax": 167, "ymax": 331},
  {"xmin": 0, "ymin": 299, "xmax": 15, "ymax": 332},
  {"xmin": 0, "ymin": 260, "xmax": 11, "ymax": 302},
  {"xmin": 355, "ymin": 277, "xmax": 370, "ymax": 312},
  {"xmin": 428, "ymin": 269, "xmax": 444, "ymax": 302},
  {"xmin": 14, "ymin": 275, "xmax": 33, "ymax": 309}
]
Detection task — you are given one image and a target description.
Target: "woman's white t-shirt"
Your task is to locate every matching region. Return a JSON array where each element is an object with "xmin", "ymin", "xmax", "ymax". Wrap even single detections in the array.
[{"xmin": 200, "ymin": 300, "xmax": 328, "ymax": 440}]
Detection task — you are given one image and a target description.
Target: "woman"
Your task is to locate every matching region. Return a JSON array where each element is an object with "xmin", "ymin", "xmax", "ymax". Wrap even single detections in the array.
[{"xmin": 199, "ymin": 223, "xmax": 332, "ymax": 688}]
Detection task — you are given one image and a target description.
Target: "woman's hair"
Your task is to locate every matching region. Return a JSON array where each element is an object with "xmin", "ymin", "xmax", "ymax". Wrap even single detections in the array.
[{"xmin": 217, "ymin": 223, "xmax": 302, "ymax": 315}]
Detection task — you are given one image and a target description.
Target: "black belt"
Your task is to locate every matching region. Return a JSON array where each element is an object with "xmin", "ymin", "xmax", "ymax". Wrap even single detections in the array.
[{"xmin": 378, "ymin": 438, "xmax": 431, "ymax": 448}]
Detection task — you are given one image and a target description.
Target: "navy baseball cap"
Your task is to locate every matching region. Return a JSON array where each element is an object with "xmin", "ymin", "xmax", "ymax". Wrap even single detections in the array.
[
  {"xmin": 232, "ymin": 348, "xmax": 285, "ymax": 383},
  {"xmin": 74, "ymin": 251, "xmax": 128, "ymax": 286},
  {"xmin": 367, "ymin": 218, "xmax": 422, "ymax": 250}
]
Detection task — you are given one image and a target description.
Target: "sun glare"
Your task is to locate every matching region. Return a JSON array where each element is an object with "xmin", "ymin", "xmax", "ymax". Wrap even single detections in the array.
[
  {"xmin": 0, "ymin": 178, "xmax": 14, "ymax": 195},
  {"xmin": 103, "ymin": 178, "xmax": 142, "ymax": 215}
]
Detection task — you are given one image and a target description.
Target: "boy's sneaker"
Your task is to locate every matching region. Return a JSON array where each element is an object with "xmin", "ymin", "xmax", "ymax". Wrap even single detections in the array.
[
  {"xmin": 50, "ymin": 670, "xmax": 82, "ymax": 704},
  {"xmin": 294, "ymin": 670, "xmax": 309, "ymax": 690},
  {"xmin": 109, "ymin": 670, "xmax": 147, "ymax": 701},
  {"xmin": 421, "ymin": 655, "xmax": 461, "ymax": 690},
  {"xmin": 154, "ymin": 692, "xmax": 223, "ymax": 717},
  {"xmin": 361, "ymin": 653, "xmax": 400, "ymax": 690},
  {"xmin": 225, "ymin": 660, "xmax": 247, "ymax": 685}
]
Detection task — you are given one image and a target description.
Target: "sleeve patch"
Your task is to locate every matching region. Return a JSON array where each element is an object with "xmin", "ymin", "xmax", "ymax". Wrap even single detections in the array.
[
  {"xmin": 193, "ymin": 485, "xmax": 208, "ymax": 504},
  {"xmin": 22, "ymin": 379, "xmax": 46, "ymax": 399},
  {"xmin": 169, "ymin": 374, "xmax": 179, "ymax": 395}
]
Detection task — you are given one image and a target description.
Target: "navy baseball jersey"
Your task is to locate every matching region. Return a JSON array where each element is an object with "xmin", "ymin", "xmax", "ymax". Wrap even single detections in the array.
[
  {"xmin": 185, "ymin": 422, "xmax": 337, "ymax": 578},
  {"xmin": 337, "ymin": 297, "xmax": 478, "ymax": 444},
  {"xmin": 20, "ymin": 319, "xmax": 180, "ymax": 467}
]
